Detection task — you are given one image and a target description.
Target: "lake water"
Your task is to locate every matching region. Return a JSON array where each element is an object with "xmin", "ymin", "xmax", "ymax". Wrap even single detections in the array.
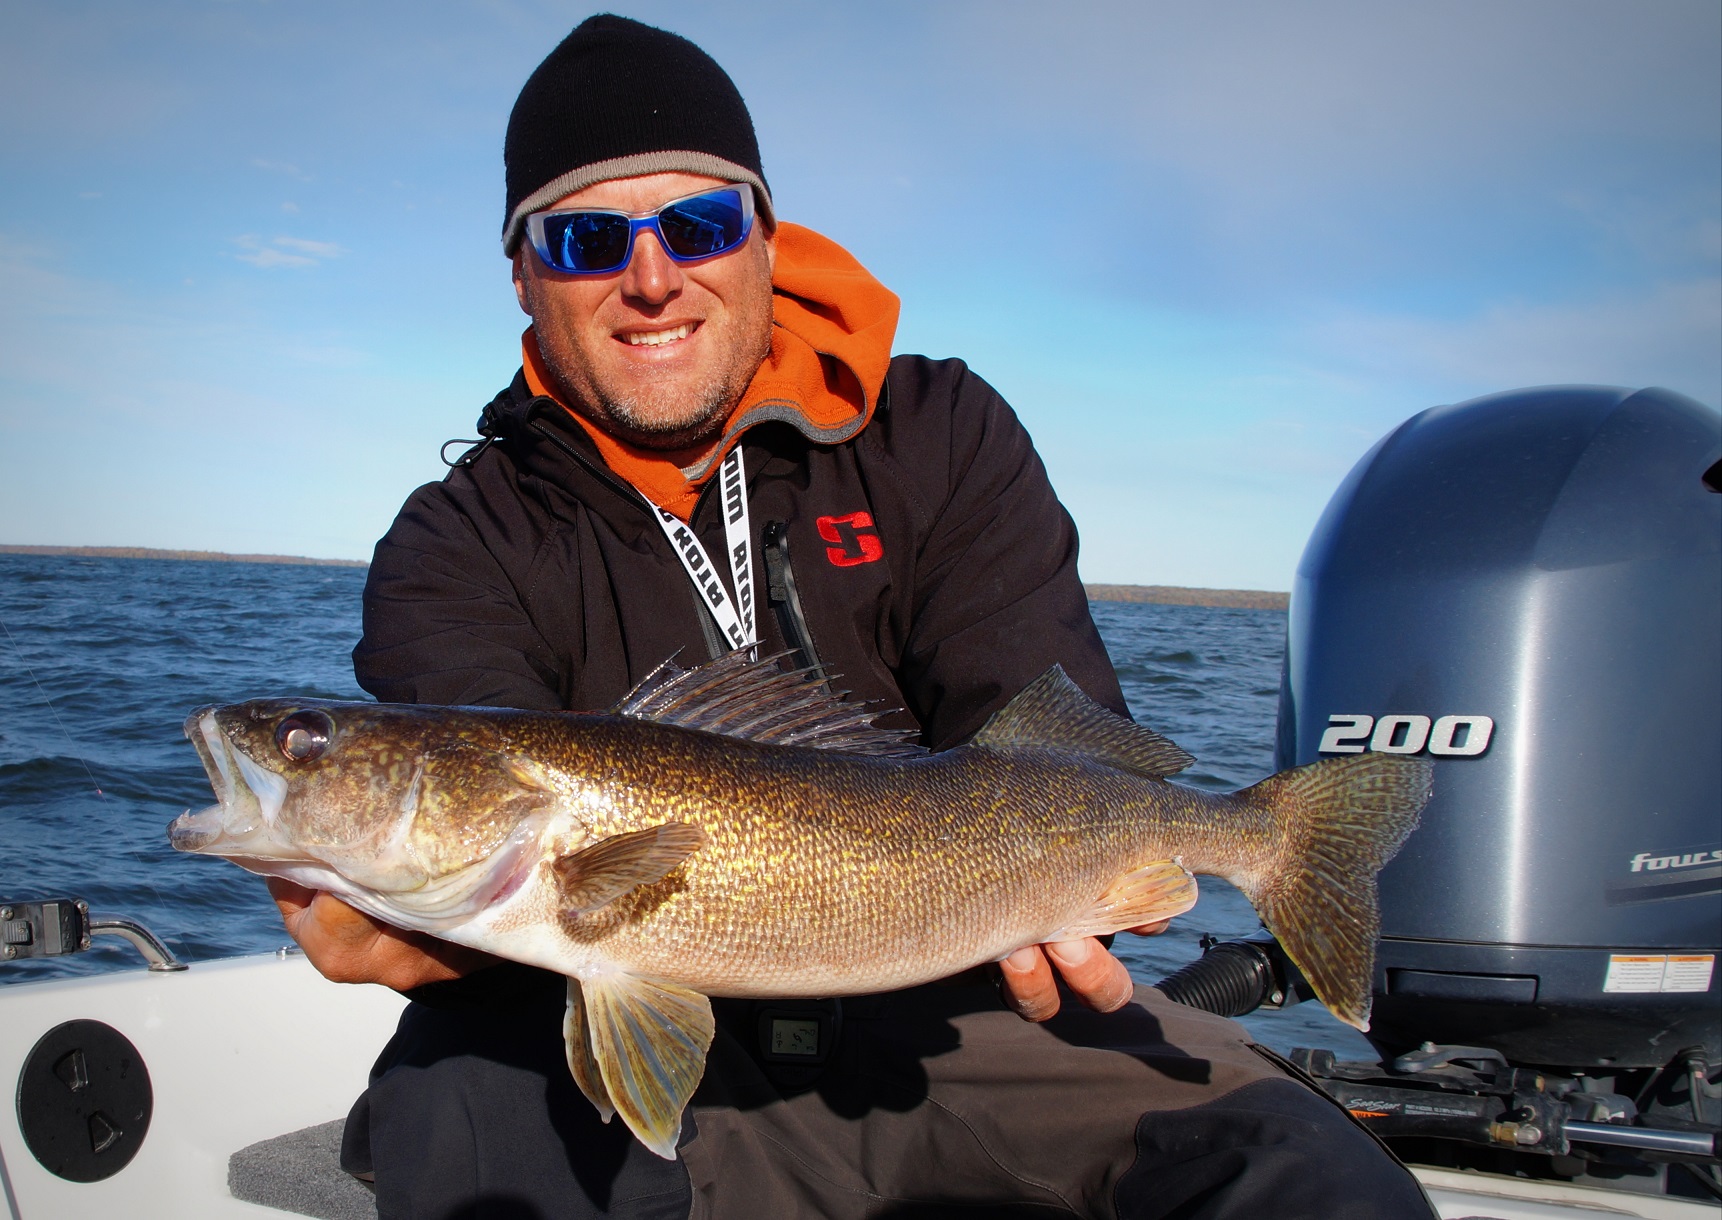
[{"xmin": 0, "ymin": 553, "xmax": 1373, "ymax": 1057}]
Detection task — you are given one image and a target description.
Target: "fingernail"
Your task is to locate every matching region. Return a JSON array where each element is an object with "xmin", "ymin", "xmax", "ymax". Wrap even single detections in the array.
[
  {"xmin": 1004, "ymin": 947, "xmax": 1039, "ymax": 972},
  {"xmin": 1045, "ymin": 939, "xmax": 1091, "ymax": 967}
]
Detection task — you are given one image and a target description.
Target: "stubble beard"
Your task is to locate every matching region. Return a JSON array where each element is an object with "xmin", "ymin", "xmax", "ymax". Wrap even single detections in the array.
[
  {"xmin": 596, "ymin": 366, "xmax": 746, "ymax": 451},
  {"xmin": 585, "ymin": 319, "xmax": 772, "ymax": 452}
]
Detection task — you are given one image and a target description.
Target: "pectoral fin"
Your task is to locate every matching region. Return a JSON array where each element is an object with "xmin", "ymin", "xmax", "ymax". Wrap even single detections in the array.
[
  {"xmin": 563, "ymin": 978, "xmax": 614, "ymax": 1123},
  {"xmin": 552, "ymin": 822, "xmax": 706, "ymax": 914},
  {"xmin": 1048, "ymin": 860, "xmax": 1198, "ymax": 941},
  {"xmin": 580, "ymin": 972, "xmax": 715, "ymax": 1159}
]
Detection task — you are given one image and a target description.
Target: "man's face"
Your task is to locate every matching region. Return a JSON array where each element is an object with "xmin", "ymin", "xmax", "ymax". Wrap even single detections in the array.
[{"xmin": 513, "ymin": 171, "xmax": 776, "ymax": 452}]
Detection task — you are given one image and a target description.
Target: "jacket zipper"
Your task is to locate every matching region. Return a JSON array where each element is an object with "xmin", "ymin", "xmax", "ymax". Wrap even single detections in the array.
[
  {"xmin": 528, "ymin": 410, "xmax": 826, "ymax": 668},
  {"xmin": 762, "ymin": 521, "xmax": 823, "ymax": 672}
]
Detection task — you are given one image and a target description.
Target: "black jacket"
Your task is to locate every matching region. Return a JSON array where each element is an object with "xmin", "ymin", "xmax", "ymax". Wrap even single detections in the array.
[{"xmin": 354, "ymin": 354, "xmax": 1124, "ymax": 750}]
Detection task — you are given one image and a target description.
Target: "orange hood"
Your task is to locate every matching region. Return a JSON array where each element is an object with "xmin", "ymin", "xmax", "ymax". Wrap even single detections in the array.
[{"xmin": 522, "ymin": 222, "xmax": 900, "ymax": 520}]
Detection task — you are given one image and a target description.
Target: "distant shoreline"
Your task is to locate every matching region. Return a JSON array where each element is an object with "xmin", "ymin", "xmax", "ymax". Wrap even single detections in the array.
[
  {"xmin": 0, "ymin": 544, "xmax": 368, "ymax": 568},
  {"xmin": 1084, "ymin": 584, "xmax": 1288, "ymax": 611},
  {"xmin": 0, "ymin": 545, "xmax": 1287, "ymax": 610}
]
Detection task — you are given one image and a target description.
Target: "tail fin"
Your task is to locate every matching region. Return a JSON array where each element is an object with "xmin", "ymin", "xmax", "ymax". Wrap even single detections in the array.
[{"xmin": 1236, "ymin": 754, "xmax": 1431, "ymax": 1031}]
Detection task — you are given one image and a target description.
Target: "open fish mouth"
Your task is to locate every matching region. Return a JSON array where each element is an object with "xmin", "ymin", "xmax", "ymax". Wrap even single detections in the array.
[{"xmin": 169, "ymin": 708, "xmax": 287, "ymax": 855}]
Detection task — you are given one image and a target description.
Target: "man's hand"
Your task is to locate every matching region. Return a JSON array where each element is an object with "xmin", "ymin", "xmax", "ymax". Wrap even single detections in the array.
[
  {"xmin": 267, "ymin": 878, "xmax": 497, "ymax": 992},
  {"xmin": 997, "ymin": 920, "xmax": 1172, "ymax": 1022}
]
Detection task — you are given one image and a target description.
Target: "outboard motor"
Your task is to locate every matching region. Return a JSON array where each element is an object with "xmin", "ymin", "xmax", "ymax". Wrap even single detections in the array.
[
  {"xmin": 1282, "ymin": 383, "xmax": 1720, "ymax": 1070},
  {"xmin": 1164, "ymin": 385, "xmax": 1722, "ymax": 1198}
]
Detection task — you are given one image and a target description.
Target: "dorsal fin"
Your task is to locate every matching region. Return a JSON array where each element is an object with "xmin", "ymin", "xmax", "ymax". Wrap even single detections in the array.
[
  {"xmin": 969, "ymin": 665, "xmax": 1194, "ymax": 779},
  {"xmin": 611, "ymin": 651, "xmax": 927, "ymax": 758}
]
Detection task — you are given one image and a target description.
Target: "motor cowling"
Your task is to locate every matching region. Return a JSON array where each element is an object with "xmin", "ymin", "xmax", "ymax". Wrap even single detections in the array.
[{"xmin": 1276, "ymin": 385, "xmax": 1721, "ymax": 1070}]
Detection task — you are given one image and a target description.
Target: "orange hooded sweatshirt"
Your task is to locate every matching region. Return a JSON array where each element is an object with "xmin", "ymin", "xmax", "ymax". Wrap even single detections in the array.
[{"xmin": 521, "ymin": 223, "xmax": 901, "ymax": 520}]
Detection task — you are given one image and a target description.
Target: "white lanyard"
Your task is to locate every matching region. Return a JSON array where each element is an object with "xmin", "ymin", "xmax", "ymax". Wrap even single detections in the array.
[{"xmin": 648, "ymin": 446, "xmax": 757, "ymax": 652}]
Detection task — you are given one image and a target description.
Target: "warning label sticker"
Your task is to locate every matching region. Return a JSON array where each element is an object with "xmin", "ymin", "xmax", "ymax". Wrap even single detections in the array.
[
  {"xmin": 1664, "ymin": 956, "xmax": 1717, "ymax": 993},
  {"xmin": 1603, "ymin": 954, "xmax": 1715, "ymax": 994}
]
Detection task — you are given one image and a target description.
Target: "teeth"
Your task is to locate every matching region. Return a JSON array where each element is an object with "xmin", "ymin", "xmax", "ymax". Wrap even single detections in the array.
[
  {"xmin": 623, "ymin": 323, "xmax": 693, "ymax": 347},
  {"xmin": 201, "ymin": 712, "xmax": 235, "ymax": 803}
]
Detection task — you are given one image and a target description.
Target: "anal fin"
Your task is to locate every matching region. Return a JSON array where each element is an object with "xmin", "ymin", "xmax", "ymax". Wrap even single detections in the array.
[
  {"xmin": 580, "ymin": 972, "xmax": 715, "ymax": 1159},
  {"xmin": 1048, "ymin": 860, "xmax": 1198, "ymax": 941},
  {"xmin": 564, "ymin": 978, "xmax": 614, "ymax": 1123}
]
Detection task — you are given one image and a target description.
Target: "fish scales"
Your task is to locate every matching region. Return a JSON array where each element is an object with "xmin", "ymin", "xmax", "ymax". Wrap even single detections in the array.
[
  {"xmin": 171, "ymin": 652, "xmax": 1430, "ymax": 1158},
  {"xmin": 502, "ymin": 719, "xmax": 1265, "ymax": 996}
]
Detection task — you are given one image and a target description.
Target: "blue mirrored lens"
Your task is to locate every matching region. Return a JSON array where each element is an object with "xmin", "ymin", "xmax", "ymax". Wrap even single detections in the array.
[
  {"xmin": 543, "ymin": 212, "xmax": 631, "ymax": 273},
  {"xmin": 656, "ymin": 192, "xmax": 748, "ymax": 259}
]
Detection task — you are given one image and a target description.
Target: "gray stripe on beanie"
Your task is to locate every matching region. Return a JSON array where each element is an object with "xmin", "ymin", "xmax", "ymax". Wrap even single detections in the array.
[{"xmin": 502, "ymin": 152, "xmax": 775, "ymax": 256}]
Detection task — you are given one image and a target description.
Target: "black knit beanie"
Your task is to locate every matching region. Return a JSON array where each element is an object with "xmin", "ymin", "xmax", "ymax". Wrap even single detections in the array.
[{"xmin": 502, "ymin": 14, "xmax": 773, "ymax": 254}]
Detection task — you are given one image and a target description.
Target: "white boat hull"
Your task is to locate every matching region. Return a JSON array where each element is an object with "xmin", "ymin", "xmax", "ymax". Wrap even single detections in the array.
[
  {"xmin": 1, "ymin": 957, "xmax": 1714, "ymax": 1218},
  {"xmin": 0, "ymin": 954, "xmax": 402, "ymax": 1219}
]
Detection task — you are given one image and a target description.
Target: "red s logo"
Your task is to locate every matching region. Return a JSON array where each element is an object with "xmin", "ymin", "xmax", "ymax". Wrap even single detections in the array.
[{"xmin": 816, "ymin": 512, "xmax": 884, "ymax": 567}]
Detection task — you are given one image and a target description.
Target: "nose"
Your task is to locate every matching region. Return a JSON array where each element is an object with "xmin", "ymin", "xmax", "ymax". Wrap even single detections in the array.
[{"xmin": 618, "ymin": 226, "xmax": 683, "ymax": 306}]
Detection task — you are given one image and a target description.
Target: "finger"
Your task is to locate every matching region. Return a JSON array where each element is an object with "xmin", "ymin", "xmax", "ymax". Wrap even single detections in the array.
[
  {"xmin": 301, "ymin": 891, "xmax": 494, "ymax": 989},
  {"xmin": 1125, "ymin": 919, "xmax": 1172, "ymax": 936},
  {"xmin": 997, "ymin": 946, "xmax": 1060, "ymax": 1022},
  {"xmin": 306, "ymin": 891, "xmax": 389, "ymax": 942},
  {"xmin": 1044, "ymin": 937, "xmax": 1135, "ymax": 1013},
  {"xmin": 275, "ymin": 892, "xmax": 382, "ymax": 982},
  {"xmin": 382, "ymin": 936, "xmax": 497, "ymax": 991},
  {"xmin": 267, "ymin": 878, "xmax": 496, "ymax": 990},
  {"xmin": 265, "ymin": 876, "xmax": 317, "ymax": 919}
]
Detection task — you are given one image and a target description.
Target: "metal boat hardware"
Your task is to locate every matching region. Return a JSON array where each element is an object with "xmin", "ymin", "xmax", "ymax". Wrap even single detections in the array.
[{"xmin": 1, "ymin": 897, "xmax": 186, "ymax": 971}]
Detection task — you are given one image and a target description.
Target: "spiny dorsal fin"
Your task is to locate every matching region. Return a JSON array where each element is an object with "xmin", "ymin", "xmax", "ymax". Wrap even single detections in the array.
[
  {"xmin": 580, "ymin": 972, "xmax": 715, "ymax": 1158},
  {"xmin": 970, "ymin": 666, "xmax": 1194, "ymax": 779},
  {"xmin": 552, "ymin": 823, "xmax": 706, "ymax": 915},
  {"xmin": 612, "ymin": 650, "xmax": 927, "ymax": 758}
]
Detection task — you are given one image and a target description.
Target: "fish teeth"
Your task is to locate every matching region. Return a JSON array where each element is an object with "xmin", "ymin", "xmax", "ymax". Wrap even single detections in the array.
[
  {"xmin": 623, "ymin": 323, "xmax": 692, "ymax": 347},
  {"xmin": 167, "ymin": 804, "xmax": 224, "ymax": 851},
  {"xmin": 200, "ymin": 712, "xmax": 236, "ymax": 805}
]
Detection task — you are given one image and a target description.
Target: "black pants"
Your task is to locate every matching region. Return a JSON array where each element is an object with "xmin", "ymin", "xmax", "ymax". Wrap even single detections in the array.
[{"xmin": 344, "ymin": 972, "xmax": 1432, "ymax": 1220}]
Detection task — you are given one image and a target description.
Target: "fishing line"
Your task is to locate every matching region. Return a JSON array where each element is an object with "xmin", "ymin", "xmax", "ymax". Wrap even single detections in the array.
[
  {"xmin": 1, "ymin": 606, "xmax": 183, "ymax": 958},
  {"xmin": 0, "ymin": 616, "xmax": 110, "ymax": 800}
]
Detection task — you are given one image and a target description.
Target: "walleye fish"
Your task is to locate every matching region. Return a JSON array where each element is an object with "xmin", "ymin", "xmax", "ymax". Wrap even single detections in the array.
[{"xmin": 170, "ymin": 653, "xmax": 1429, "ymax": 1157}]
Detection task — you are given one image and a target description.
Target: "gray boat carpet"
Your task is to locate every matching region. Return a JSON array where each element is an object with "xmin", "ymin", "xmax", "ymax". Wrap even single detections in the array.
[{"xmin": 229, "ymin": 1119, "xmax": 378, "ymax": 1220}]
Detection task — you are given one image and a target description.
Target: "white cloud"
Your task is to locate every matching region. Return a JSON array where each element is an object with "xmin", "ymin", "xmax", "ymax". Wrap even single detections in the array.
[
  {"xmin": 231, "ymin": 234, "xmax": 343, "ymax": 268},
  {"xmin": 272, "ymin": 236, "xmax": 342, "ymax": 258},
  {"xmin": 250, "ymin": 157, "xmax": 310, "ymax": 181}
]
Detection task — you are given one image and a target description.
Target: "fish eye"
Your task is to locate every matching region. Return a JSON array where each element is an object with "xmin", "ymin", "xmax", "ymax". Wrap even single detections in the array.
[{"xmin": 275, "ymin": 710, "xmax": 335, "ymax": 762}]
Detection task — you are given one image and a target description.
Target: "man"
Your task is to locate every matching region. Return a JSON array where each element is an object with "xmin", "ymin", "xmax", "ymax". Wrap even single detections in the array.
[{"xmin": 271, "ymin": 15, "xmax": 1434, "ymax": 1219}]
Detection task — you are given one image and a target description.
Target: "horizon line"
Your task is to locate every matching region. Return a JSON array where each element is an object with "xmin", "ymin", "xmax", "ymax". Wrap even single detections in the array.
[{"xmin": 0, "ymin": 545, "xmax": 1290, "ymax": 609}]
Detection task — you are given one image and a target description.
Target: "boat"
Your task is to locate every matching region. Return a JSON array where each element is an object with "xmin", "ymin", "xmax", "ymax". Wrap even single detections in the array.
[{"xmin": 3, "ymin": 386, "xmax": 1717, "ymax": 1218}]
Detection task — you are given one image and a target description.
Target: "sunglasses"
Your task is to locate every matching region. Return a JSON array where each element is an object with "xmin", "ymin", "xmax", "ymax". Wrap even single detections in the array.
[{"xmin": 525, "ymin": 185, "xmax": 756, "ymax": 276}]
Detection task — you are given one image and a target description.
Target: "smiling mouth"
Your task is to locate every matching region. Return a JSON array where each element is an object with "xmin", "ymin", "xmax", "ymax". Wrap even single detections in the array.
[{"xmin": 620, "ymin": 322, "xmax": 697, "ymax": 347}]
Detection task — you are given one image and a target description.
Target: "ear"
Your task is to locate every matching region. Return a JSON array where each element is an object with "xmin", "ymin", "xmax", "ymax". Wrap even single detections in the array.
[{"xmin": 512, "ymin": 249, "xmax": 532, "ymax": 316}]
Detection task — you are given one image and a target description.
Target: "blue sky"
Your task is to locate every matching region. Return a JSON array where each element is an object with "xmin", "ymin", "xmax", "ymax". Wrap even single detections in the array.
[{"xmin": 1, "ymin": 1, "xmax": 1716, "ymax": 589}]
